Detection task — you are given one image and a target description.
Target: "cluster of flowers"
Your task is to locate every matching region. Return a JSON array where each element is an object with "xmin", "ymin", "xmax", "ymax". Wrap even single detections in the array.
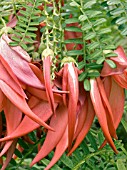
[{"xmin": 0, "ymin": 1, "xmax": 127, "ymax": 170}]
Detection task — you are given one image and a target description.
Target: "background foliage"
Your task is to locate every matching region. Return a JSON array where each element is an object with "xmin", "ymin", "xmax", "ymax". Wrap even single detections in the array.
[{"xmin": 1, "ymin": 0, "xmax": 127, "ymax": 169}]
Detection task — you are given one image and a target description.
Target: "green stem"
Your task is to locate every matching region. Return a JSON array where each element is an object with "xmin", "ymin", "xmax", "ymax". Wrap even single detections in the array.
[
  {"xmin": 44, "ymin": 1, "xmax": 50, "ymax": 49},
  {"xmin": 12, "ymin": 0, "xmax": 18, "ymax": 19},
  {"xmin": 19, "ymin": 0, "xmax": 36, "ymax": 46},
  {"xmin": 52, "ymin": 0, "xmax": 57, "ymax": 55},
  {"xmin": 0, "ymin": 15, "xmax": 6, "ymax": 27},
  {"xmin": 80, "ymin": 1, "xmax": 105, "ymax": 60},
  {"xmin": 58, "ymin": 0, "xmax": 64, "ymax": 59}
]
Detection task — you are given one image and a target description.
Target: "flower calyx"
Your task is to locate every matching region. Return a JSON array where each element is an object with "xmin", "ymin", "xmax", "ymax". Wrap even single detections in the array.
[
  {"xmin": 41, "ymin": 48, "xmax": 54, "ymax": 60},
  {"xmin": 61, "ymin": 57, "xmax": 77, "ymax": 67}
]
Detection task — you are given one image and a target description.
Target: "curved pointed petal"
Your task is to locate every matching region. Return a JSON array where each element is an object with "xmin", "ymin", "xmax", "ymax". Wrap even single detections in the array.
[
  {"xmin": 100, "ymin": 79, "xmax": 124, "ymax": 149},
  {"xmin": 0, "ymin": 58, "xmax": 26, "ymax": 98},
  {"xmin": 4, "ymin": 99, "xmax": 22, "ymax": 134},
  {"xmin": 97, "ymin": 77, "xmax": 117, "ymax": 139},
  {"xmin": 103, "ymin": 77, "xmax": 112, "ymax": 99},
  {"xmin": 109, "ymin": 79, "xmax": 124, "ymax": 131},
  {"xmin": 113, "ymin": 73, "xmax": 127, "ymax": 89},
  {"xmin": 67, "ymin": 63, "xmax": 79, "ymax": 151},
  {"xmin": 30, "ymin": 104, "xmax": 68, "ymax": 167},
  {"xmin": 0, "ymin": 80, "xmax": 53, "ymax": 131},
  {"xmin": 0, "ymin": 141, "xmax": 13, "ymax": 157},
  {"xmin": 90, "ymin": 79, "xmax": 117, "ymax": 153},
  {"xmin": 0, "ymin": 101, "xmax": 55, "ymax": 142},
  {"xmin": 26, "ymin": 85, "xmax": 63, "ymax": 104},
  {"xmin": 68, "ymin": 96, "xmax": 95, "ymax": 155},
  {"xmin": 74, "ymin": 99, "xmax": 88, "ymax": 140},
  {"xmin": 43, "ymin": 56, "xmax": 55, "ymax": 114},
  {"xmin": 1, "ymin": 139, "xmax": 17, "ymax": 170},
  {"xmin": 45, "ymin": 127, "xmax": 68, "ymax": 170},
  {"xmin": 0, "ymin": 99, "xmax": 22, "ymax": 156},
  {"xmin": 29, "ymin": 63, "xmax": 44, "ymax": 84}
]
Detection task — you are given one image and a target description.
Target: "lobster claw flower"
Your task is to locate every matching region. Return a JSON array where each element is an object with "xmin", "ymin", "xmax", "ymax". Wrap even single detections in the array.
[
  {"xmin": 58, "ymin": 57, "xmax": 79, "ymax": 151},
  {"xmin": 99, "ymin": 46, "xmax": 126, "ymax": 149},
  {"xmin": 100, "ymin": 78, "xmax": 124, "ymax": 149},
  {"xmin": 41, "ymin": 48, "xmax": 55, "ymax": 114}
]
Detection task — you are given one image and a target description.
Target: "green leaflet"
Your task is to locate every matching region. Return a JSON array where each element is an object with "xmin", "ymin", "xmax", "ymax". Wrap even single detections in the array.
[
  {"xmin": 88, "ymin": 50, "xmax": 102, "ymax": 59},
  {"xmin": 107, "ymin": 0, "xmax": 120, "ymax": 5},
  {"xmin": 60, "ymin": 153, "xmax": 74, "ymax": 169},
  {"xmin": 65, "ymin": 26, "xmax": 82, "ymax": 32},
  {"xmin": 116, "ymin": 17, "xmax": 127, "ymax": 25},
  {"xmin": 87, "ymin": 42, "xmax": 100, "ymax": 51},
  {"xmin": 121, "ymin": 27, "xmax": 127, "ymax": 36},
  {"xmin": 67, "ymin": 50, "xmax": 84, "ymax": 56},
  {"xmin": 64, "ymin": 38, "xmax": 83, "ymax": 44},
  {"xmin": 105, "ymin": 59, "xmax": 116, "ymax": 68},
  {"xmin": 79, "ymin": 14, "xmax": 88, "ymax": 21},
  {"xmin": 78, "ymin": 72, "xmax": 87, "ymax": 81},
  {"xmin": 93, "ymin": 18, "xmax": 107, "ymax": 27},
  {"xmin": 65, "ymin": 18, "xmax": 79, "ymax": 24},
  {"xmin": 117, "ymin": 159, "xmax": 126, "ymax": 170},
  {"xmin": 81, "ymin": 23, "xmax": 92, "ymax": 31},
  {"xmin": 110, "ymin": 8, "xmax": 124, "ymax": 15},
  {"xmin": 96, "ymin": 57, "xmax": 105, "ymax": 64},
  {"xmin": 87, "ymin": 70, "xmax": 100, "ymax": 77},
  {"xmin": 78, "ymin": 61, "xmax": 85, "ymax": 70},
  {"xmin": 70, "ymin": 1, "xmax": 80, "ymax": 7},
  {"xmin": 84, "ymin": 32, "xmax": 96, "ymax": 40},
  {"xmin": 84, "ymin": 0, "xmax": 97, "ymax": 9},
  {"xmin": 84, "ymin": 79, "xmax": 91, "ymax": 91}
]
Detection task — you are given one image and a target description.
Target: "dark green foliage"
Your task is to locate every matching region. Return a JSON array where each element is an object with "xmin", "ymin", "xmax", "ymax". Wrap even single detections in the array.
[{"xmin": 6, "ymin": 0, "xmax": 42, "ymax": 50}]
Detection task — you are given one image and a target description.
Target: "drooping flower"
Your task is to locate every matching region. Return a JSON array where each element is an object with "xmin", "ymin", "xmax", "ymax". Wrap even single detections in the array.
[
  {"xmin": 41, "ymin": 48, "xmax": 55, "ymax": 114},
  {"xmin": 99, "ymin": 46, "xmax": 127, "ymax": 149},
  {"xmin": 57, "ymin": 57, "xmax": 79, "ymax": 150}
]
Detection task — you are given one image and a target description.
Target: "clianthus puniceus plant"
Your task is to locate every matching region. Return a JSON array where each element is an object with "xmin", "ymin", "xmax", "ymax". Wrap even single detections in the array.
[{"xmin": 0, "ymin": 0, "xmax": 127, "ymax": 169}]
